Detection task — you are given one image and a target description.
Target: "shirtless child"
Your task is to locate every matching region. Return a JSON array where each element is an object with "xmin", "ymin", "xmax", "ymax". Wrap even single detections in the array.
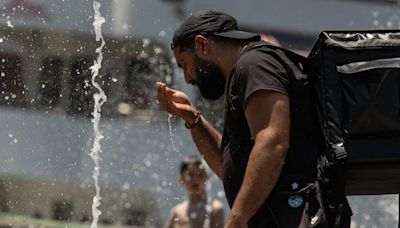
[{"xmin": 165, "ymin": 156, "xmax": 225, "ymax": 228}]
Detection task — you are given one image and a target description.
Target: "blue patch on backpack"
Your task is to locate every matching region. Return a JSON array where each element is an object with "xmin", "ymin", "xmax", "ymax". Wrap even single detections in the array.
[{"xmin": 288, "ymin": 195, "xmax": 303, "ymax": 208}]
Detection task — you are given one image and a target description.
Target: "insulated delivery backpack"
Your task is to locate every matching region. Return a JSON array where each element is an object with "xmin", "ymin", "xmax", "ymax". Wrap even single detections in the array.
[{"xmin": 307, "ymin": 30, "xmax": 400, "ymax": 195}]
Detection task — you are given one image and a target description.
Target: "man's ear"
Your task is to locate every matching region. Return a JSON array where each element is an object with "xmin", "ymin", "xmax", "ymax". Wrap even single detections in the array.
[{"xmin": 194, "ymin": 35, "xmax": 210, "ymax": 55}]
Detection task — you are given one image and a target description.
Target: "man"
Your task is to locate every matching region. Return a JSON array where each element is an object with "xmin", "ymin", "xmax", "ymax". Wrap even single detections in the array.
[
  {"xmin": 156, "ymin": 10, "xmax": 351, "ymax": 227},
  {"xmin": 164, "ymin": 155, "xmax": 225, "ymax": 228}
]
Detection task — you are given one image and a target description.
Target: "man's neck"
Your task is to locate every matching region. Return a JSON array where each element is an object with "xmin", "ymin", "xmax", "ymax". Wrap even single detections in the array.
[{"xmin": 219, "ymin": 42, "xmax": 249, "ymax": 78}]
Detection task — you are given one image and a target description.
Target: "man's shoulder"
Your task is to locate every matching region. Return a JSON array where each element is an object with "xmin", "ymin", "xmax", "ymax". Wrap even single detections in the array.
[
  {"xmin": 171, "ymin": 201, "xmax": 188, "ymax": 214},
  {"xmin": 236, "ymin": 41, "xmax": 284, "ymax": 69}
]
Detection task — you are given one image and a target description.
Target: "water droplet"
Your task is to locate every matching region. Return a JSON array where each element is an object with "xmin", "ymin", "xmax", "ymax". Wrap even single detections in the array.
[
  {"xmin": 158, "ymin": 30, "xmax": 166, "ymax": 37},
  {"xmin": 6, "ymin": 20, "xmax": 13, "ymax": 28}
]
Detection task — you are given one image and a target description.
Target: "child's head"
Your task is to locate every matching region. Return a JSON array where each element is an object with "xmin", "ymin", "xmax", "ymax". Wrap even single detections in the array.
[{"xmin": 179, "ymin": 155, "xmax": 208, "ymax": 196}]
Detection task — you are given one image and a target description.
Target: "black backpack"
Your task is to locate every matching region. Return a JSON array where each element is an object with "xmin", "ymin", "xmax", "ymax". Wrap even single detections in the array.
[
  {"xmin": 250, "ymin": 32, "xmax": 400, "ymax": 226},
  {"xmin": 307, "ymin": 30, "xmax": 400, "ymax": 195}
]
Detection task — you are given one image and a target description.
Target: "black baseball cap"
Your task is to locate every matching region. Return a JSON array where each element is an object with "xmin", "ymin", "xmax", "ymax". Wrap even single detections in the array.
[{"xmin": 171, "ymin": 10, "xmax": 260, "ymax": 49}]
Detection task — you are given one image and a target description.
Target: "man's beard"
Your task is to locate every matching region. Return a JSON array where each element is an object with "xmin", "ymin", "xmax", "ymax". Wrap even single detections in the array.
[{"xmin": 193, "ymin": 54, "xmax": 226, "ymax": 101}]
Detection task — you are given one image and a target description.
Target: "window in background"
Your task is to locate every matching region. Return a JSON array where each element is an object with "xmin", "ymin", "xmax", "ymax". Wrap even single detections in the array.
[
  {"xmin": 0, "ymin": 54, "xmax": 26, "ymax": 106},
  {"xmin": 125, "ymin": 58, "xmax": 154, "ymax": 110},
  {"xmin": 38, "ymin": 57, "xmax": 63, "ymax": 110},
  {"xmin": 68, "ymin": 57, "xmax": 94, "ymax": 117}
]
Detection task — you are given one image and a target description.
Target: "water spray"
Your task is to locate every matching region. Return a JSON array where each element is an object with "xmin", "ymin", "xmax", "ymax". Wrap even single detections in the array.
[{"xmin": 89, "ymin": 1, "xmax": 107, "ymax": 227}]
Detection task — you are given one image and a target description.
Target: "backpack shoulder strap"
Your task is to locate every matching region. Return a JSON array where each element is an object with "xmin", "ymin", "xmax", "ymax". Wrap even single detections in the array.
[{"xmin": 243, "ymin": 42, "xmax": 310, "ymax": 81}]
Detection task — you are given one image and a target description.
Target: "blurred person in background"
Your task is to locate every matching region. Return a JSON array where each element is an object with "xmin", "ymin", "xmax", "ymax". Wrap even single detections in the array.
[
  {"xmin": 259, "ymin": 33, "xmax": 280, "ymax": 46},
  {"xmin": 165, "ymin": 155, "xmax": 225, "ymax": 228}
]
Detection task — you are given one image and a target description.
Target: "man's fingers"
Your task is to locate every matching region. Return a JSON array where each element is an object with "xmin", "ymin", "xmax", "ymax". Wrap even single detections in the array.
[
  {"xmin": 156, "ymin": 82, "xmax": 168, "ymax": 110},
  {"xmin": 156, "ymin": 82, "xmax": 175, "ymax": 114},
  {"xmin": 163, "ymin": 85, "xmax": 174, "ymax": 113},
  {"xmin": 165, "ymin": 86, "xmax": 177, "ymax": 95}
]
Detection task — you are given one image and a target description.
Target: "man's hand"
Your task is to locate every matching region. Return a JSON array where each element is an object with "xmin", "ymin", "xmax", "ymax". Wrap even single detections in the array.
[
  {"xmin": 156, "ymin": 82, "xmax": 198, "ymax": 124},
  {"xmin": 157, "ymin": 81, "xmax": 223, "ymax": 178}
]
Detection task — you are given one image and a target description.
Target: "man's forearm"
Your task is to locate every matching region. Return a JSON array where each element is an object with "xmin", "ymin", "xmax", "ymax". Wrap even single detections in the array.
[
  {"xmin": 190, "ymin": 115, "xmax": 223, "ymax": 179},
  {"xmin": 229, "ymin": 130, "xmax": 287, "ymax": 222}
]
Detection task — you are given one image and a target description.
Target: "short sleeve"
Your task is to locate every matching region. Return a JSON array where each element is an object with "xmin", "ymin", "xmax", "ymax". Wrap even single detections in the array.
[{"xmin": 233, "ymin": 50, "xmax": 289, "ymax": 111}]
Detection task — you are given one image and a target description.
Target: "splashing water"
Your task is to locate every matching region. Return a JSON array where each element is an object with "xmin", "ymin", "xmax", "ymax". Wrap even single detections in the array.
[
  {"xmin": 168, "ymin": 114, "xmax": 179, "ymax": 153},
  {"xmin": 89, "ymin": 1, "xmax": 107, "ymax": 228},
  {"xmin": 6, "ymin": 20, "xmax": 13, "ymax": 28}
]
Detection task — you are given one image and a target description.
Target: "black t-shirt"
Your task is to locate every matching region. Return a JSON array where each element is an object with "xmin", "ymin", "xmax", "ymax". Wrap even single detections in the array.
[{"xmin": 220, "ymin": 41, "xmax": 323, "ymax": 226}]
